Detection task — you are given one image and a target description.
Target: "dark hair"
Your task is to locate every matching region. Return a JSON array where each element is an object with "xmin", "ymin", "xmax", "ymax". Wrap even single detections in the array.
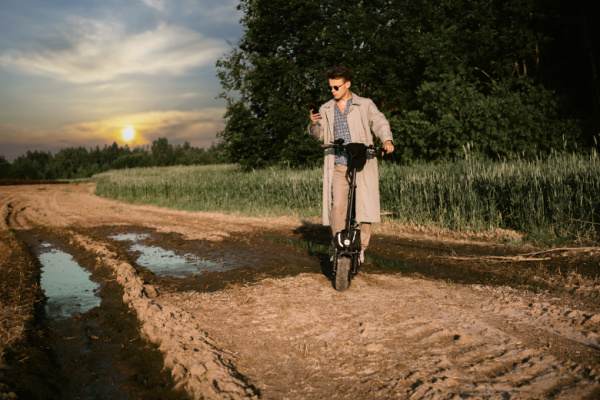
[{"xmin": 326, "ymin": 66, "xmax": 353, "ymax": 83}]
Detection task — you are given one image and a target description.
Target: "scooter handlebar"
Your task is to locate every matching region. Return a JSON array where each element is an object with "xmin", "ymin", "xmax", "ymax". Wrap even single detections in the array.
[{"xmin": 319, "ymin": 142, "xmax": 387, "ymax": 155}]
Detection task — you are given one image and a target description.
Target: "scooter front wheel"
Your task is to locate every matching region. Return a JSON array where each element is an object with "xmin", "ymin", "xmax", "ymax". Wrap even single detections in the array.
[{"xmin": 335, "ymin": 256, "xmax": 351, "ymax": 291}]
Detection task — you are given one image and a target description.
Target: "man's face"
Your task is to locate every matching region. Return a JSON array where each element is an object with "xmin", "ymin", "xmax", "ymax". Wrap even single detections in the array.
[{"xmin": 329, "ymin": 78, "xmax": 350, "ymax": 101}]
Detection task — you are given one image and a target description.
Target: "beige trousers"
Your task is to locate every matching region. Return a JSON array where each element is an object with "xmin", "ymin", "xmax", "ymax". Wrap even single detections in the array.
[{"xmin": 331, "ymin": 164, "xmax": 372, "ymax": 251}]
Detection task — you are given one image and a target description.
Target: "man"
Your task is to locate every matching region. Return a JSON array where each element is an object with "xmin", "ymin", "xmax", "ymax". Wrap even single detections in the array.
[{"xmin": 308, "ymin": 66, "xmax": 394, "ymax": 262}]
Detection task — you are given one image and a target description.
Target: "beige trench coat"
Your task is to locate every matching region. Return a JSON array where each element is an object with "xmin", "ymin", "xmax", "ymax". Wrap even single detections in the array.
[{"xmin": 308, "ymin": 93, "xmax": 393, "ymax": 226}]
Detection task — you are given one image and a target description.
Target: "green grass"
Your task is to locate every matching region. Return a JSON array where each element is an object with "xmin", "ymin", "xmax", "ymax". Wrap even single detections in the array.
[
  {"xmin": 379, "ymin": 152, "xmax": 600, "ymax": 243},
  {"xmin": 93, "ymin": 164, "xmax": 322, "ymax": 218},
  {"xmin": 93, "ymin": 152, "xmax": 600, "ymax": 244}
]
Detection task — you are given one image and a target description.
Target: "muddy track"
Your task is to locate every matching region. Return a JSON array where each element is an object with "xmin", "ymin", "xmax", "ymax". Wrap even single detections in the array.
[{"xmin": 1, "ymin": 183, "xmax": 599, "ymax": 399}]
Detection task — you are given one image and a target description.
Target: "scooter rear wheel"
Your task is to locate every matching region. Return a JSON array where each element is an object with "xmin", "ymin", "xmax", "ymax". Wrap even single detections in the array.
[{"xmin": 335, "ymin": 256, "xmax": 351, "ymax": 291}]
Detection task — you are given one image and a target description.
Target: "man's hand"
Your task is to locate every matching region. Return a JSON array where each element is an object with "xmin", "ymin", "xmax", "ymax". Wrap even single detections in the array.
[
  {"xmin": 310, "ymin": 109, "xmax": 322, "ymax": 127},
  {"xmin": 383, "ymin": 140, "xmax": 394, "ymax": 154}
]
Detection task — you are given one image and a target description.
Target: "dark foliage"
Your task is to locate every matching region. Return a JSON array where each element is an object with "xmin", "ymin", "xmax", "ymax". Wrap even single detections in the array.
[{"xmin": 217, "ymin": 0, "xmax": 599, "ymax": 169}]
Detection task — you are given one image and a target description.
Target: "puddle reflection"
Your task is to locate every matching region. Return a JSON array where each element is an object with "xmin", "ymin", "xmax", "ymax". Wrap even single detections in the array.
[
  {"xmin": 39, "ymin": 243, "xmax": 101, "ymax": 319},
  {"xmin": 109, "ymin": 233, "xmax": 233, "ymax": 278}
]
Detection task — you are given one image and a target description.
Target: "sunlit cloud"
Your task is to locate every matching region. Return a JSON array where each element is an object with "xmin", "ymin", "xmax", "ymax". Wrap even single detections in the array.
[
  {"xmin": 0, "ymin": 109, "xmax": 226, "ymax": 160},
  {"xmin": 0, "ymin": 19, "xmax": 227, "ymax": 83},
  {"xmin": 61, "ymin": 108, "xmax": 227, "ymax": 146}
]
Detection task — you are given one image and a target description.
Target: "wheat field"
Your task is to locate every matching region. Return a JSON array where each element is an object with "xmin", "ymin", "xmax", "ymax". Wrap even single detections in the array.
[{"xmin": 94, "ymin": 152, "xmax": 600, "ymax": 243}]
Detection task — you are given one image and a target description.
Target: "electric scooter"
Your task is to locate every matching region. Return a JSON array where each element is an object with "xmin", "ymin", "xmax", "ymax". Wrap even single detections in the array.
[{"xmin": 320, "ymin": 139, "xmax": 386, "ymax": 291}]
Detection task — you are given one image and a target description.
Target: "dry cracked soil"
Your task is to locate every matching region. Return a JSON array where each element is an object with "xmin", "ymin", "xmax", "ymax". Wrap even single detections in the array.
[{"xmin": 1, "ymin": 182, "xmax": 599, "ymax": 399}]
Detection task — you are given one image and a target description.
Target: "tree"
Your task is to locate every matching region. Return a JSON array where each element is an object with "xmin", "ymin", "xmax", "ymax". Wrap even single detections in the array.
[
  {"xmin": 0, "ymin": 155, "xmax": 10, "ymax": 178},
  {"xmin": 10, "ymin": 150, "xmax": 54, "ymax": 180},
  {"xmin": 52, "ymin": 147, "xmax": 90, "ymax": 179},
  {"xmin": 11, "ymin": 156, "xmax": 43, "ymax": 180},
  {"xmin": 216, "ymin": 0, "xmax": 332, "ymax": 170},
  {"xmin": 217, "ymin": 0, "xmax": 592, "ymax": 168},
  {"xmin": 112, "ymin": 153, "xmax": 152, "ymax": 169},
  {"xmin": 151, "ymin": 137, "xmax": 175, "ymax": 166}
]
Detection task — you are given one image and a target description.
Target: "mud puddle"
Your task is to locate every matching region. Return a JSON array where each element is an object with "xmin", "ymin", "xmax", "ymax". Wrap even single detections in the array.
[
  {"xmin": 10, "ymin": 230, "xmax": 185, "ymax": 400},
  {"xmin": 108, "ymin": 232, "xmax": 229, "ymax": 278},
  {"xmin": 95, "ymin": 225, "xmax": 323, "ymax": 293},
  {"xmin": 38, "ymin": 242, "xmax": 101, "ymax": 319}
]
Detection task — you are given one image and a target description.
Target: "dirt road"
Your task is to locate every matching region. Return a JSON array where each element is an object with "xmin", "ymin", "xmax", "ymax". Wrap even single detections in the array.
[{"xmin": 1, "ymin": 183, "xmax": 599, "ymax": 399}]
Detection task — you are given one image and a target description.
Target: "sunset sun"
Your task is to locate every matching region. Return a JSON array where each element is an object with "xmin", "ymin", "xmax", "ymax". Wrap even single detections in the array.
[{"xmin": 121, "ymin": 125, "xmax": 135, "ymax": 142}]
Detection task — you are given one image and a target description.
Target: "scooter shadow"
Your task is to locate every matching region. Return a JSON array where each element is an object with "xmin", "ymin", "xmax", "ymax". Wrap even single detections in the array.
[{"xmin": 293, "ymin": 220, "xmax": 335, "ymax": 283}]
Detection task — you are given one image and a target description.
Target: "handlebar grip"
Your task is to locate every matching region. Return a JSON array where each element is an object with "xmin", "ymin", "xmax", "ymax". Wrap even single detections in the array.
[{"xmin": 368, "ymin": 146, "xmax": 386, "ymax": 154}]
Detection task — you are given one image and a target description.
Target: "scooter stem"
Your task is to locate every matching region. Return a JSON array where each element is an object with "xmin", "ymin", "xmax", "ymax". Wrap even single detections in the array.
[{"xmin": 345, "ymin": 166, "xmax": 358, "ymax": 231}]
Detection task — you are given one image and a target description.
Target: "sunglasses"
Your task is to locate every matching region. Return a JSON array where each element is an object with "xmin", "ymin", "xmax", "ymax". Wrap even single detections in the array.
[{"xmin": 328, "ymin": 82, "xmax": 346, "ymax": 91}]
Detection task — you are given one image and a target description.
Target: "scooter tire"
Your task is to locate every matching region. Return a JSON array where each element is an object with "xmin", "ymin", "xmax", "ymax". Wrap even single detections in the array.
[{"xmin": 335, "ymin": 256, "xmax": 351, "ymax": 291}]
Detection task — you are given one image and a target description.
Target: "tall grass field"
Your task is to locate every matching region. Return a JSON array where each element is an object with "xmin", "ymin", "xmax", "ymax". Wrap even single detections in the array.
[{"xmin": 93, "ymin": 152, "xmax": 600, "ymax": 244}]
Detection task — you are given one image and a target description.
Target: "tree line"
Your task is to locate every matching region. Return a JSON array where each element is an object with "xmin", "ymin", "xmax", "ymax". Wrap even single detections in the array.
[
  {"xmin": 217, "ymin": 0, "xmax": 599, "ymax": 170},
  {"xmin": 0, "ymin": 138, "xmax": 228, "ymax": 180}
]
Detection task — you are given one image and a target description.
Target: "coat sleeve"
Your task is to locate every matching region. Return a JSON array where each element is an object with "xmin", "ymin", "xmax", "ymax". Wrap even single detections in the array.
[
  {"xmin": 366, "ymin": 100, "xmax": 393, "ymax": 143},
  {"xmin": 307, "ymin": 122, "xmax": 324, "ymax": 141},
  {"xmin": 307, "ymin": 106, "xmax": 325, "ymax": 141}
]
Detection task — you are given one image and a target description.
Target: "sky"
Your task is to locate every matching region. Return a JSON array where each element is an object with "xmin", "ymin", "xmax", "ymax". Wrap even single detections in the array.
[{"xmin": 0, "ymin": 0, "xmax": 243, "ymax": 162}]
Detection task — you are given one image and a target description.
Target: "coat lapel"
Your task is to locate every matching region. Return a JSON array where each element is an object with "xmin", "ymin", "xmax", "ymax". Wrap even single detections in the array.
[{"xmin": 323, "ymin": 101, "xmax": 335, "ymax": 142}]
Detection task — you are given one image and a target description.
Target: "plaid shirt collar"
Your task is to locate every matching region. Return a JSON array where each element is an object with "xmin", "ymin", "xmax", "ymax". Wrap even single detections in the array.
[{"xmin": 334, "ymin": 96, "xmax": 353, "ymax": 117}]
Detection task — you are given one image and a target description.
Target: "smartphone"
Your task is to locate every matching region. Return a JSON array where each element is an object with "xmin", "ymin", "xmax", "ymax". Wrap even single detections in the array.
[{"xmin": 308, "ymin": 103, "xmax": 318, "ymax": 113}]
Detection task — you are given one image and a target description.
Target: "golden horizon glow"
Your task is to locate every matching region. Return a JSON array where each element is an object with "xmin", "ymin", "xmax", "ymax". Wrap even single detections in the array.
[{"xmin": 121, "ymin": 125, "xmax": 135, "ymax": 142}]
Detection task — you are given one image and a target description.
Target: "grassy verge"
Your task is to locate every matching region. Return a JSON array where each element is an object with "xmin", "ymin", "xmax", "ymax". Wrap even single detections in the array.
[{"xmin": 93, "ymin": 153, "xmax": 600, "ymax": 245}]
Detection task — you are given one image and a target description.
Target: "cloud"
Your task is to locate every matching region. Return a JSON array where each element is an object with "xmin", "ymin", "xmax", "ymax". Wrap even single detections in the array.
[
  {"xmin": 139, "ymin": 0, "xmax": 242, "ymax": 25},
  {"xmin": 141, "ymin": 0, "xmax": 167, "ymax": 12},
  {"xmin": 184, "ymin": 0, "xmax": 243, "ymax": 25},
  {"xmin": 0, "ymin": 19, "xmax": 227, "ymax": 83}
]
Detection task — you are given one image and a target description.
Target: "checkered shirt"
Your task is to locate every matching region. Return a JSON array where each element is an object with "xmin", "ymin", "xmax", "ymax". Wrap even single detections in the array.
[{"xmin": 334, "ymin": 97, "xmax": 353, "ymax": 165}]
